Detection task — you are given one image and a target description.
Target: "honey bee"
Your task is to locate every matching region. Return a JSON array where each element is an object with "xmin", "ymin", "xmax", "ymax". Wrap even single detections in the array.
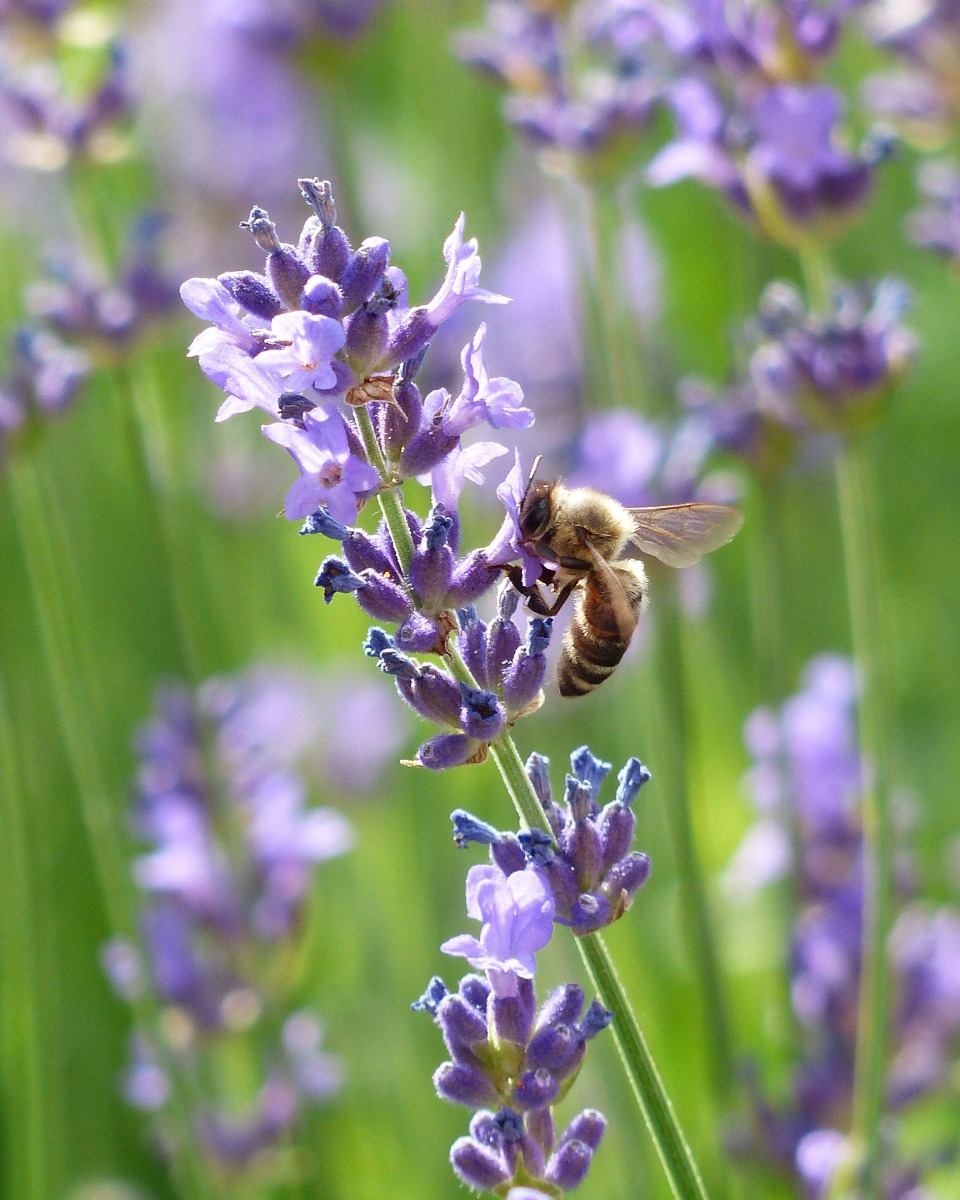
[{"xmin": 507, "ymin": 462, "xmax": 744, "ymax": 697}]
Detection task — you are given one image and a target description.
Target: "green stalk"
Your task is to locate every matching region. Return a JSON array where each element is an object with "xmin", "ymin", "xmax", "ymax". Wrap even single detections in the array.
[
  {"xmin": 7, "ymin": 458, "xmax": 212, "ymax": 1200},
  {"xmin": 0, "ymin": 679, "xmax": 50, "ymax": 1200},
  {"xmin": 834, "ymin": 437, "xmax": 894, "ymax": 1196},
  {"xmin": 365, "ymin": 467, "xmax": 710, "ymax": 1200},
  {"xmin": 645, "ymin": 590, "xmax": 736, "ymax": 1109}
]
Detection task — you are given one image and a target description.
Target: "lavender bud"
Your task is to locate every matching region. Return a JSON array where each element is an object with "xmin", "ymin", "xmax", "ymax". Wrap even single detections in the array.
[
  {"xmin": 570, "ymin": 746, "xmax": 612, "ymax": 795},
  {"xmin": 601, "ymin": 853, "xmax": 651, "ymax": 904},
  {"xmin": 563, "ymin": 776, "xmax": 596, "ymax": 823},
  {"xmin": 486, "ymin": 615, "xmax": 522, "ymax": 689},
  {"xmin": 450, "ymin": 1136, "xmax": 510, "ymax": 1190},
  {"xmin": 342, "ymin": 530, "xmax": 399, "ymax": 577},
  {"xmin": 615, "ymin": 758, "xmax": 651, "ymax": 807},
  {"xmin": 408, "ymin": 666, "xmax": 462, "ymax": 725},
  {"xmin": 314, "ymin": 557, "xmax": 365, "ymax": 603},
  {"xmin": 535, "ymin": 984, "xmax": 585, "ymax": 1033},
  {"xmin": 412, "ymin": 976, "xmax": 448, "ymax": 1015},
  {"xmin": 458, "ymin": 685, "xmax": 505, "ymax": 742},
  {"xmin": 491, "ymin": 977, "xmax": 535, "ymax": 1046},
  {"xmin": 525, "ymin": 1106, "xmax": 555, "ymax": 1156},
  {"xmin": 567, "ymin": 821, "xmax": 603, "ymax": 892},
  {"xmin": 597, "ymin": 802, "xmax": 636, "ymax": 873},
  {"xmin": 344, "ymin": 308, "xmax": 389, "ymax": 374},
  {"xmin": 340, "ymin": 237, "xmax": 391, "ymax": 313},
  {"xmin": 354, "ymin": 571, "xmax": 412, "ymax": 623},
  {"xmin": 299, "ymin": 180, "xmax": 351, "ymax": 281},
  {"xmin": 570, "ymin": 893, "xmax": 611, "ymax": 935},
  {"xmin": 514, "ymin": 1068, "xmax": 559, "ymax": 1111},
  {"xmin": 525, "ymin": 753, "xmax": 553, "ymax": 808},
  {"xmin": 301, "ymin": 275, "xmax": 344, "ymax": 318},
  {"xmin": 387, "ymin": 305, "xmax": 433, "ymax": 371},
  {"xmin": 409, "ymin": 515, "xmax": 456, "ymax": 611},
  {"xmin": 378, "ymin": 650, "xmax": 420, "ymax": 681},
  {"xmin": 417, "ymin": 733, "xmax": 478, "ymax": 770},
  {"xmin": 242, "ymin": 207, "xmax": 311, "ymax": 311},
  {"xmin": 525, "ymin": 1024, "xmax": 582, "ymax": 1076},
  {"xmin": 446, "ymin": 551, "xmax": 498, "ymax": 608},
  {"xmin": 545, "ymin": 1139, "xmax": 594, "ymax": 1190},
  {"xmin": 518, "ymin": 828, "xmax": 555, "ymax": 867},
  {"xmin": 490, "ymin": 833, "xmax": 527, "ymax": 877},
  {"xmin": 396, "ymin": 612, "xmax": 444, "ymax": 653},
  {"xmin": 456, "ymin": 614, "xmax": 490, "ymax": 689},
  {"xmin": 434, "ymin": 1062, "xmax": 499, "ymax": 1108},
  {"xmin": 300, "ymin": 507, "xmax": 347, "ymax": 539},
  {"xmin": 459, "ymin": 974, "xmax": 491, "ymax": 1012},
  {"xmin": 451, "ymin": 810, "xmax": 502, "ymax": 848},
  {"xmin": 217, "ymin": 271, "xmax": 282, "ymax": 319},
  {"xmin": 579, "ymin": 1001, "xmax": 613, "ymax": 1041},
  {"xmin": 362, "ymin": 627, "xmax": 394, "ymax": 659},
  {"xmin": 398, "ymin": 424, "xmax": 460, "ymax": 478},
  {"xmin": 501, "ymin": 647, "xmax": 547, "ymax": 718},
  {"xmin": 437, "ymin": 994, "xmax": 489, "ymax": 1057},
  {"xmin": 559, "ymin": 1108, "xmax": 606, "ymax": 1152}
]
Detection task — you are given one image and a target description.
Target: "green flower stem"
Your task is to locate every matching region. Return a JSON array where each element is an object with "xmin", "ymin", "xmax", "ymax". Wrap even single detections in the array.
[
  {"xmin": 366, "ymin": 417, "xmax": 710, "ymax": 1200},
  {"xmin": 643, "ymin": 590, "xmax": 736, "ymax": 1110},
  {"xmin": 7, "ymin": 458, "xmax": 212, "ymax": 1200},
  {"xmin": 834, "ymin": 436, "xmax": 894, "ymax": 1196},
  {"xmin": 0, "ymin": 679, "xmax": 50, "ymax": 1200}
]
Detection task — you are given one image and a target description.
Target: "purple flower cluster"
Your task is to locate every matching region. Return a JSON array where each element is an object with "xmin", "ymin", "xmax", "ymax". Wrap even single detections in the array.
[
  {"xmin": 454, "ymin": 0, "xmax": 667, "ymax": 167},
  {"xmin": 679, "ymin": 278, "xmax": 915, "ymax": 477},
  {"xmin": 0, "ymin": 5, "xmax": 134, "ymax": 170},
  {"xmin": 862, "ymin": 0, "xmax": 960, "ymax": 148},
  {"xmin": 362, "ymin": 582, "xmax": 552, "ymax": 769},
  {"xmin": 415, "ymin": 858, "xmax": 609, "ymax": 1194},
  {"xmin": 181, "ymin": 179, "xmax": 519, "ymax": 524},
  {"xmin": 905, "ymin": 159, "xmax": 960, "ymax": 264},
  {"xmin": 103, "ymin": 669, "xmax": 357, "ymax": 1168},
  {"xmin": 451, "ymin": 744, "xmax": 652, "ymax": 936},
  {"xmin": 724, "ymin": 656, "xmax": 960, "ymax": 1197},
  {"xmin": 0, "ymin": 214, "xmax": 178, "ymax": 468},
  {"xmin": 649, "ymin": 2, "xmax": 883, "ymax": 244}
]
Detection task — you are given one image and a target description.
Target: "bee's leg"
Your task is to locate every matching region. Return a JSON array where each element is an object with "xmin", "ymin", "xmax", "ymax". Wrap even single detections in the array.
[{"xmin": 531, "ymin": 578, "xmax": 579, "ymax": 618}]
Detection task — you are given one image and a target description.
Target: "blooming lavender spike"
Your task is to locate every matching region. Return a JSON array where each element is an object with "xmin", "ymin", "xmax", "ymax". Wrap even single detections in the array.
[{"xmin": 106, "ymin": 670, "xmax": 359, "ymax": 1167}]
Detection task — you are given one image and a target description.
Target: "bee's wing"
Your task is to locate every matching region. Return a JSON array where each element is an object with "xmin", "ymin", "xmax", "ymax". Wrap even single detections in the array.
[
  {"xmin": 622, "ymin": 503, "xmax": 744, "ymax": 568},
  {"xmin": 582, "ymin": 541, "xmax": 640, "ymax": 639}
]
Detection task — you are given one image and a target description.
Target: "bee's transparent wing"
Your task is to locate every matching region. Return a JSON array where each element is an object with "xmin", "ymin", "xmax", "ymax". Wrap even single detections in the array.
[{"xmin": 622, "ymin": 503, "xmax": 744, "ymax": 568}]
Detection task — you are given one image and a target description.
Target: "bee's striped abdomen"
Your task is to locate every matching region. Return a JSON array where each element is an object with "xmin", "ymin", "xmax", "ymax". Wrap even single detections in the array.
[{"xmin": 557, "ymin": 565, "xmax": 645, "ymax": 697}]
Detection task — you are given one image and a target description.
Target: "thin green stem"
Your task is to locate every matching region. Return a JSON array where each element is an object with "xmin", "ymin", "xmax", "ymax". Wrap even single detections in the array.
[
  {"xmin": 797, "ymin": 242, "xmax": 833, "ymax": 317},
  {"xmin": 835, "ymin": 437, "xmax": 893, "ymax": 1197},
  {"xmin": 7, "ymin": 458, "xmax": 212, "ymax": 1200},
  {"xmin": 645, "ymin": 591, "xmax": 736, "ymax": 1111},
  {"xmin": 0, "ymin": 679, "xmax": 49, "ymax": 1200}
]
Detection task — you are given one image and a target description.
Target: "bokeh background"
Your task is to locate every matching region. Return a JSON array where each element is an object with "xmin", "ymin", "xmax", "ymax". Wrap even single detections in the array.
[{"xmin": 1, "ymin": 2, "xmax": 959, "ymax": 1199}]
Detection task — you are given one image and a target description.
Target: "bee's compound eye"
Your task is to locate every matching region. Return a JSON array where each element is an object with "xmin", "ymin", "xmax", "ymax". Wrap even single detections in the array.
[{"xmin": 521, "ymin": 495, "xmax": 550, "ymax": 536}]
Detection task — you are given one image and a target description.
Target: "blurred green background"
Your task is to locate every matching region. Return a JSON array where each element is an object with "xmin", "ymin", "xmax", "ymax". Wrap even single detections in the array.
[{"xmin": 1, "ymin": 3, "xmax": 959, "ymax": 1199}]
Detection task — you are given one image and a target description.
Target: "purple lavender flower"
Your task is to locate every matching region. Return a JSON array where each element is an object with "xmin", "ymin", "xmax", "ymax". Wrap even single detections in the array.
[
  {"xmin": 905, "ymin": 159, "xmax": 960, "ymax": 263},
  {"xmin": 650, "ymin": 79, "xmax": 876, "ymax": 243},
  {"xmin": 454, "ymin": 0, "xmax": 665, "ymax": 165},
  {"xmin": 441, "ymin": 864, "xmax": 555, "ymax": 998},
  {"xmin": 0, "ymin": 16, "xmax": 134, "ymax": 170},
  {"xmin": 104, "ymin": 668, "xmax": 357, "ymax": 1167},
  {"xmin": 725, "ymin": 655, "xmax": 960, "ymax": 1195},
  {"xmin": 307, "ymin": 0, "xmax": 387, "ymax": 40},
  {"xmin": 419, "ymin": 836, "xmax": 609, "ymax": 1194},
  {"xmin": 262, "ymin": 406, "xmax": 380, "ymax": 522}
]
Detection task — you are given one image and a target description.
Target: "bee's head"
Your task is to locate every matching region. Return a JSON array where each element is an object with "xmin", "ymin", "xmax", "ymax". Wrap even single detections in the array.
[{"xmin": 518, "ymin": 478, "xmax": 555, "ymax": 543}]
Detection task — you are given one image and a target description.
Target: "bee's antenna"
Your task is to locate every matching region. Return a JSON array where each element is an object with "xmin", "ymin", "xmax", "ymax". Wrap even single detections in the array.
[{"xmin": 523, "ymin": 455, "xmax": 542, "ymax": 502}]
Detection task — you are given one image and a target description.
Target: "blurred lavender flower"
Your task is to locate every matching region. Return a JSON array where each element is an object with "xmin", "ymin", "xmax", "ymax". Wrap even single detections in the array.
[
  {"xmin": 724, "ymin": 655, "xmax": 960, "ymax": 1196},
  {"xmin": 0, "ymin": 326, "xmax": 89, "ymax": 463},
  {"xmin": 307, "ymin": 0, "xmax": 387, "ymax": 39},
  {"xmin": 0, "ymin": 6, "xmax": 134, "ymax": 170},
  {"xmin": 454, "ymin": 0, "xmax": 668, "ymax": 173},
  {"xmin": 650, "ymin": 77, "xmax": 878, "ymax": 245},
  {"xmin": 905, "ymin": 158, "xmax": 960, "ymax": 263},
  {"xmin": 104, "ymin": 667, "xmax": 360, "ymax": 1169},
  {"xmin": 681, "ymin": 278, "xmax": 914, "ymax": 481},
  {"xmin": 862, "ymin": 0, "xmax": 960, "ymax": 149},
  {"xmin": 416, "ymin": 837, "xmax": 609, "ymax": 1194}
]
